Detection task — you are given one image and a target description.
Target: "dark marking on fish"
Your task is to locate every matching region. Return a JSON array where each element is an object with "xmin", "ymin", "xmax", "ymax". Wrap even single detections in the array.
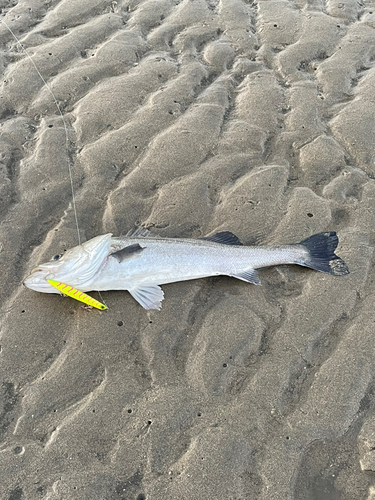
[
  {"xmin": 200, "ymin": 231, "xmax": 243, "ymax": 246},
  {"xmin": 299, "ymin": 232, "xmax": 349, "ymax": 276},
  {"xmin": 111, "ymin": 244, "xmax": 144, "ymax": 263}
]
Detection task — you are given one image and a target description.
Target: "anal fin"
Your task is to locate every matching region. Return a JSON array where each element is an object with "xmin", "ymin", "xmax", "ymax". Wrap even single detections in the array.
[
  {"xmin": 128, "ymin": 284, "xmax": 164, "ymax": 310},
  {"xmin": 231, "ymin": 269, "xmax": 261, "ymax": 285}
]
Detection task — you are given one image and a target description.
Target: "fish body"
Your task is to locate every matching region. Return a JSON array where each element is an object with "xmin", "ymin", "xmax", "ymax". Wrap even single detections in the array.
[
  {"xmin": 24, "ymin": 229, "xmax": 349, "ymax": 310},
  {"xmin": 97, "ymin": 235, "xmax": 305, "ymax": 288}
]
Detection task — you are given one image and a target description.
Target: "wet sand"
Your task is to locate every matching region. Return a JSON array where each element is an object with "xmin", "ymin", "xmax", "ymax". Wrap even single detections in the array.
[{"xmin": 1, "ymin": 0, "xmax": 375, "ymax": 498}]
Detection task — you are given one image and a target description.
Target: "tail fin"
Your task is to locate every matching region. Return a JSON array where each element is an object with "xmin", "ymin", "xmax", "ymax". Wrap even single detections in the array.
[{"xmin": 299, "ymin": 232, "xmax": 349, "ymax": 276}]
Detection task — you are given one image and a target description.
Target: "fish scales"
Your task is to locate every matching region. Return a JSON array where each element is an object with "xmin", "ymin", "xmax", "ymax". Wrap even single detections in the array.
[{"xmin": 100, "ymin": 236, "xmax": 306, "ymax": 288}]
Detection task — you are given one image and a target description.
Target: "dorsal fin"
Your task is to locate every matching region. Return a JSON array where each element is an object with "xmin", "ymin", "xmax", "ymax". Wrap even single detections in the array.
[
  {"xmin": 125, "ymin": 227, "xmax": 159, "ymax": 238},
  {"xmin": 200, "ymin": 231, "xmax": 243, "ymax": 246}
]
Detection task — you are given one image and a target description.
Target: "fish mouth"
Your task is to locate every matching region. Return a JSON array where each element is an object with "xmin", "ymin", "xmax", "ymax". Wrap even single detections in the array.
[
  {"xmin": 23, "ymin": 269, "xmax": 58, "ymax": 293},
  {"xmin": 30, "ymin": 268, "xmax": 43, "ymax": 274}
]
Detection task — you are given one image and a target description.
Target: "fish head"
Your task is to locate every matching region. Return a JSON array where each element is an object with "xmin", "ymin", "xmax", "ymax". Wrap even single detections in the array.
[{"xmin": 24, "ymin": 234, "xmax": 112, "ymax": 293}]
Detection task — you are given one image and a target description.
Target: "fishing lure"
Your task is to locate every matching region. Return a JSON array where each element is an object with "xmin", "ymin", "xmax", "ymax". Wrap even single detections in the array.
[{"xmin": 47, "ymin": 280, "xmax": 108, "ymax": 310}]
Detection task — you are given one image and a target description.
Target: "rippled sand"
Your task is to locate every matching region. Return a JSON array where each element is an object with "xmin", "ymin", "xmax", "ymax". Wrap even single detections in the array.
[{"xmin": 1, "ymin": 1, "xmax": 375, "ymax": 498}]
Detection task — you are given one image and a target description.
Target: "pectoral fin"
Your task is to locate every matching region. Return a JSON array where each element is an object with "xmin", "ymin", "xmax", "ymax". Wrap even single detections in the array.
[
  {"xmin": 111, "ymin": 244, "xmax": 144, "ymax": 263},
  {"xmin": 231, "ymin": 269, "xmax": 261, "ymax": 285},
  {"xmin": 128, "ymin": 284, "xmax": 164, "ymax": 310}
]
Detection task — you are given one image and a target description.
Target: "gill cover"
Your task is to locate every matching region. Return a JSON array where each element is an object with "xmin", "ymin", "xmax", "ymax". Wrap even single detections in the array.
[{"xmin": 53, "ymin": 234, "xmax": 112, "ymax": 287}]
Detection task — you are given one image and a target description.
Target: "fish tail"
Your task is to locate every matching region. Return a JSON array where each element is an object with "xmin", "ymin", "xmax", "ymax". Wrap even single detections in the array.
[{"xmin": 299, "ymin": 232, "xmax": 349, "ymax": 276}]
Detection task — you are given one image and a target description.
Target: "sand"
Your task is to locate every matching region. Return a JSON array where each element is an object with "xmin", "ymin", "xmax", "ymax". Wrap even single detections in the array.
[{"xmin": 1, "ymin": 0, "xmax": 375, "ymax": 498}]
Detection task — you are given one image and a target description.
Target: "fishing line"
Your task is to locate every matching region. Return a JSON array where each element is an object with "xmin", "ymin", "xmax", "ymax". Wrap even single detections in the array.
[
  {"xmin": 97, "ymin": 290, "xmax": 108, "ymax": 309},
  {"xmin": 0, "ymin": 18, "xmax": 81, "ymax": 245},
  {"xmin": 1, "ymin": 17, "xmax": 111, "ymax": 310}
]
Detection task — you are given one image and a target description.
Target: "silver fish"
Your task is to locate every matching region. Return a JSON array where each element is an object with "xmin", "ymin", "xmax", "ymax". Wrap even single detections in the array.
[{"xmin": 24, "ymin": 229, "xmax": 349, "ymax": 310}]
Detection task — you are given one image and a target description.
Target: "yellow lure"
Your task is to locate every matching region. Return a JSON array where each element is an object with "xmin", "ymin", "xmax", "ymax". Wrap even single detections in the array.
[{"xmin": 47, "ymin": 279, "xmax": 108, "ymax": 310}]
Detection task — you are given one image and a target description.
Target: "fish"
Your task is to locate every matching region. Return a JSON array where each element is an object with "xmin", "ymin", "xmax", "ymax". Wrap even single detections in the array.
[{"xmin": 23, "ymin": 228, "xmax": 349, "ymax": 310}]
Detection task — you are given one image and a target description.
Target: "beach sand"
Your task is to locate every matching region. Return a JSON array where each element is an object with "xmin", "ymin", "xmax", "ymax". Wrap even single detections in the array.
[{"xmin": 1, "ymin": 0, "xmax": 375, "ymax": 498}]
